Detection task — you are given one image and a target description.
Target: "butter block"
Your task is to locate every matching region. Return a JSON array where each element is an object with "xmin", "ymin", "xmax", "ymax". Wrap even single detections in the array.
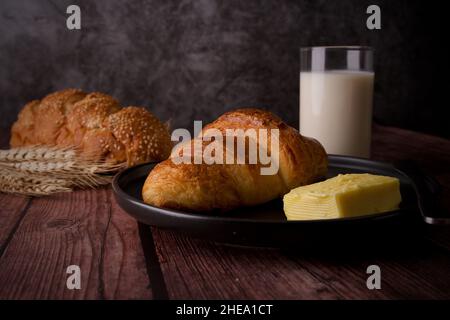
[{"xmin": 283, "ymin": 174, "xmax": 401, "ymax": 220}]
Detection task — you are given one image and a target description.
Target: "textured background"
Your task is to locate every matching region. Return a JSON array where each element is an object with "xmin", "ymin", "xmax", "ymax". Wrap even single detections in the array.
[{"xmin": 0, "ymin": 0, "xmax": 448, "ymax": 138}]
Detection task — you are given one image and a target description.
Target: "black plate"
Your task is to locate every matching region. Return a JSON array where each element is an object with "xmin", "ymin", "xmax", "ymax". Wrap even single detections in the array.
[{"xmin": 112, "ymin": 155, "xmax": 445, "ymax": 247}]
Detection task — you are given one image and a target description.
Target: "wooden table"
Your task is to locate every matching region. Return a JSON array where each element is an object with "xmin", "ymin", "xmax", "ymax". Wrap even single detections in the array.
[{"xmin": 0, "ymin": 125, "xmax": 449, "ymax": 300}]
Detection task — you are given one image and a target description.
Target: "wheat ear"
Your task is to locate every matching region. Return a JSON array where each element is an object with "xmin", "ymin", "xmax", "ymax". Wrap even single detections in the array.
[
  {"xmin": 0, "ymin": 169, "xmax": 72, "ymax": 196},
  {"xmin": 0, "ymin": 160, "xmax": 123, "ymax": 188},
  {"xmin": 0, "ymin": 146, "xmax": 77, "ymax": 162},
  {"xmin": 0, "ymin": 146, "xmax": 126, "ymax": 196}
]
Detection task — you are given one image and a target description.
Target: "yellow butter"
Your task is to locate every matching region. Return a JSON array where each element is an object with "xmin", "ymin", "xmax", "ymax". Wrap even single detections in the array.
[{"xmin": 283, "ymin": 174, "xmax": 401, "ymax": 220}]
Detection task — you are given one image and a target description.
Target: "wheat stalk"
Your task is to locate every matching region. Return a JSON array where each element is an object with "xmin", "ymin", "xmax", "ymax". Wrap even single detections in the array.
[
  {"xmin": 0, "ymin": 159, "xmax": 122, "ymax": 187},
  {"xmin": 0, "ymin": 169, "xmax": 72, "ymax": 196},
  {"xmin": 0, "ymin": 146, "xmax": 125, "ymax": 196},
  {"xmin": 0, "ymin": 146, "xmax": 77, "ymax": 162}
]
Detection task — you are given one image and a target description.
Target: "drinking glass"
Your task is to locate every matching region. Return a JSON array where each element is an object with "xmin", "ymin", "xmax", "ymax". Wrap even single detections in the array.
[{"xmin": 299, "ymin": 46, "xmax": 374, "ymax": 158}]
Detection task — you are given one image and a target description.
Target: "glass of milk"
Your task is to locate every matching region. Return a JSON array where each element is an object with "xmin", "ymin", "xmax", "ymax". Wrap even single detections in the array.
[{"xmin": 299, "ymin": 46, "xmax": 374, "ymax": 158}]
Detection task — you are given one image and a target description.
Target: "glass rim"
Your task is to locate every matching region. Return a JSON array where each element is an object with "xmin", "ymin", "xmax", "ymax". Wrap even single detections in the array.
[{"xmin": 300, "ymin": 45, "xmax": 372, "ymax": 51}]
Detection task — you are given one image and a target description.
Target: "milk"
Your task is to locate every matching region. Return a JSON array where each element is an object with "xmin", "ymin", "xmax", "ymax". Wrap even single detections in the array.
[{"xmin": 300, "ymin": 70, "xmax": 374, "ymax": 158}]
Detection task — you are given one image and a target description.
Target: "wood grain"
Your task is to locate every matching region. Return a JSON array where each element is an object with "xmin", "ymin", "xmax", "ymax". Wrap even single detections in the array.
[
  {"xmin": 0, "ymin": 128, "xmax": 151, "ymax": 299},
  {"xmin": 152, "ymin": 228, "xmax": 342, "ymax": 300},
  {"xmin": 285, "ymin": 242, "xmax": 450, "ymax": 299},
  {"xmin": 0, "ymin": 194, "xmax": 30, "ymax": 251},
  {"xmin": 0, "ymin": 129, "xmax": 31, "ymax": 257},
  {"xmin": 0, "ymin": 125, "xmax": 449, "ymax": 299},
  {"xmin": 0, "ymin": 188, "xmax": 152, "ymax": 299},
  {"xmin": 372, "ymin": 124, "xmax": 450, "ymax": 250},
  {"xmin": 372, "ymin": 124, "xmax": 450, "ymax": 212},
  {"xmin": 150, "ymin": 124, "xmax": 450, "ymax": 300},
  {"xmin": 102, "ymin": 195, "xmax": 152, "ymax": 299}
]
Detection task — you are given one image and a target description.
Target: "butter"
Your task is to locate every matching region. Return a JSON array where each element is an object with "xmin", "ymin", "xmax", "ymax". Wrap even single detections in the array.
[{"xmin": 283, "ymin": 174, "xmax": 401, "ymax": 220}]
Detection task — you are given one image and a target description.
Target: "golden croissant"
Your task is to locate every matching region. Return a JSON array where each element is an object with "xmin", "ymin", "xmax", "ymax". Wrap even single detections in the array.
[{"xmin": 142, "ymin": 108, "xmax": 328, "ymax": 212}]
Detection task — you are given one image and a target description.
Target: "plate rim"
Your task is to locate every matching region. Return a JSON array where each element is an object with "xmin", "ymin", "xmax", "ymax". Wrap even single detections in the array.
[{"xmin": 112, "ymin": 155, "xmax": 409, "ymax": 225}]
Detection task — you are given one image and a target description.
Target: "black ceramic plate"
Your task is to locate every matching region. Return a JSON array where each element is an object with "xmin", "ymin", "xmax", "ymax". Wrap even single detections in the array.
[{"xmin": 112, "ymin": 155, "xmax": 446, "ymax": 247}]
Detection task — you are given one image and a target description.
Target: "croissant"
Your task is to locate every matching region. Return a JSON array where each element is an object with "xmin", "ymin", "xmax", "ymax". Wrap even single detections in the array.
[
  {"xmin": 10, "ymin": 89, "xmax": 172, "ymax": 166},
  {"xmin": 142, "ymin": 108, "xmax": 328, "ymax": 212}
]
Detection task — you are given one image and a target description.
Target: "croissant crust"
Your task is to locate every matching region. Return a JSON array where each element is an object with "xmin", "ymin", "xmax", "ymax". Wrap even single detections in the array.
[{"xmin": 142, "ymin": 108, "xmax": 327, "ymax": 212}]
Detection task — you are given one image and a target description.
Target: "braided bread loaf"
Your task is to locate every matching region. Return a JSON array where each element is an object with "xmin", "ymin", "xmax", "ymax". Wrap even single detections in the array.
[{"xmin": 10, "ymin": 89, "xmax": 172, "ymax": 166}]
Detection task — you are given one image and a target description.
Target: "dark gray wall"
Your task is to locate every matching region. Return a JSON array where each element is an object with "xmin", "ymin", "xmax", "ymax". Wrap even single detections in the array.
[{"xmin": 0, "ymin": 0, "xmax": 448, "ymax": 138}]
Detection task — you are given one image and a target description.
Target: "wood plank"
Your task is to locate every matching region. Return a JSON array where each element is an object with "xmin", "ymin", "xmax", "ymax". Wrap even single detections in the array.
[
  {"xmin": 372, "ymin": 124, "xmax": 450, "ymax": 211},
  {"xmin": 0, "ymin": 189, "xmax": 110, "ymax": 299},
  {"xmin": 102, "ymin": 195, "xmax": 152, "ymax": 299},
  {"xmin": 1, "ymin": 124, "xmax": 448, "ymax": 299},
  {"xmin": 152, "ymin": 228, "xmax": 343, "ymax": 300},
  {"xmin": 150, "ymin": 125, "xmax": 450, "ymax": 299},
  {"xmin": 0, "ymin": 188, "xmax": 152, "ymax": 299},
  {"xmin": 0, "ymin": 127, "xmax": 151, "ymax": 299},
  {"xmin": 0, "ymin": 129, "xmax": 32, "ymax": 256},
  {"xmin": 285, "ymin": 241, "xmax": 450, "ymax": 299},
  {"xmin": 0, "ymin": 194, "xmax": 30, "ymax": 251},
  {"xmin": 372, "ymin": 124, "xmax": 450, "ymax": 249},
  {"xmin": 152, "ymin": 228, "xmax": 450, "ymax": 299}
]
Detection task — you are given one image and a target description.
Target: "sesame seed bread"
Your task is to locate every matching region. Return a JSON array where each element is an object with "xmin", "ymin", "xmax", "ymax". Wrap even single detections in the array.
[{"xmin": 10, "ymin": 89, "xmax": 172, "ymax": 166}]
